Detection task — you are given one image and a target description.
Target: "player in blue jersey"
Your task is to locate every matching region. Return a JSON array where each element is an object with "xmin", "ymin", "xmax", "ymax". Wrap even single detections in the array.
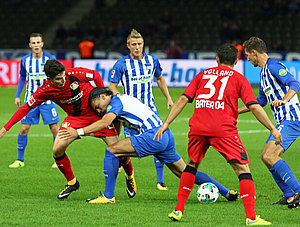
[
  {"xmin": 109, "ymin": 29, "xmax": 173, "ymax": 190},
  {"xmin": 9, "ymin": 33, "xmax": 60, "ymax": 168},
  {"xmin": 60, "ymin": 87, "xmax": 239, "ymax": 204},
  {"xmin": 240, "ymin": 37, "xmax": 300, "ymax": 209}
]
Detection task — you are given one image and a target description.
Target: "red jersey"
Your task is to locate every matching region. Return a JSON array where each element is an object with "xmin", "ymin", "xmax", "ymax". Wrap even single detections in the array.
[
  {"xmin": 183, "ymin": 65, "xmax": 257, "ymax": 137},
  {"xmin": 5, "ymin": 67, "xmax": 104, "ymax": 130}
]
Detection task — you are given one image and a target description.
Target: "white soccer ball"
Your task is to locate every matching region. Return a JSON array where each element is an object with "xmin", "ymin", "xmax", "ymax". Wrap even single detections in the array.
[{"xmin": 196, "ymin": 182, "xmax": 219, "ymax": 203}]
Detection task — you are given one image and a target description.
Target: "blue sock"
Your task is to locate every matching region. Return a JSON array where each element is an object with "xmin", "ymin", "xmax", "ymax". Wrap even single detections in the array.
[
  {"xmin": 269, "ymin": 167, "xmax": 294, "ymax": 197},
  {"xmin": 17, "ymin": 134, "xmax": 27, "ymax": 162},
  {"xmin": 195, "ymin": 171, "xmax": 229, "ymax": 197},
  {"xmin": 154, "ymin": 156, "xmax": 164, "ymax": 184},
  {"xmin": 103, "ymin": 149, "xmax": 119, "ymax": 199},
  {"xmin": 273, "ymin": 159, "xmax": 300, "ymax": 194},
  {"xmin": 53, "ymin": 136, "xmax": 56, "ymax": 143}
]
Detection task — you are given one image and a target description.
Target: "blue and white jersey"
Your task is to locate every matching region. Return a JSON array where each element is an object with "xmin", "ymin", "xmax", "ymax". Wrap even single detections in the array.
[
  {"xmin": 110, "ymin": 53, "xmax": 162, "ymax": 113},
  {"xmin": 258, "ymin": 58, "xmax": 300, "ymax": 124},
  {"xmin": 106, "ymin": 94, "xmax": 163, "ymax": 134},
  {"xmin": 18, "ymin": 51, "xmax": 56, "ymax": 103}
]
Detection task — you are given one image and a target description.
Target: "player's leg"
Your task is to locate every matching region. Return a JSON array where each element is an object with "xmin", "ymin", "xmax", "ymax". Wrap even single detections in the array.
[
  {"xmin": 49, "ymin": 123, "xmax": 60, "ymax": 168},
  {"xmin": 87, "ymin": 138, "xmax": 138, "ymax": 203},
  {"xmin": 154, "ymin": 156, "xmax": 168, "ymax": 190}
]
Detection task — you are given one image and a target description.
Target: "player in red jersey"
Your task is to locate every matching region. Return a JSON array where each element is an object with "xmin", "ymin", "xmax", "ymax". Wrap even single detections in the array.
[
  {"xmin": 0, "ymin": 60, "xmax": 136, "ymax": 200},
  {"xmin": 154, "ymin": 43, "xmax": 282, "ymax": 225}
]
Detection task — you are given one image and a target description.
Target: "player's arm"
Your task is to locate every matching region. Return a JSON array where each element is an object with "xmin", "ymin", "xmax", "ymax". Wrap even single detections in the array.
[
  {"xmin": 239, "ymin": 86, "xmax": 267, "ymax": 114},
  {"xmin": 109, "ymin": 82, "xmax": 120, "ymax": 95},
  {"xmin": 156, "ymin": 75, "xmax": 174, "ymax": 109},
  {"xmin": 15, "ymin": 61, "xmax": 27, "ymax": 107},
  {"xmin": 93, "ymin": 70, "xmax": 105, "ymax": 88},
  {"xmin": 154, "ymin": 95, "xmax": 188, "ymax": 141},
  {"xmin": 248, "ymin": 103, "xmax": 282, "ymax": 144}
]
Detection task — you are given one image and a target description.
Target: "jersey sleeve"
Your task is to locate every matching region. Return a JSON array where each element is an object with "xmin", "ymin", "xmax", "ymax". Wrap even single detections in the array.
[
  {"xmin": 153, "ymin": 56, "xmax": 162, "ymax": 78},
  {"xmin": 93, "ymin": 70, "xmax": 104, "ymax": 88},
  {"xmin": 110, "ymin": 60, "xmax": 123, "ymax": 84},
  {"xmin": 105, "ymin": 95, "xmax": 123, "ymax": 116},
  {"xmin": 4, "ymin": 104, "xmax": 31, "ymax": 131},
  {"xmin": 26, "ymin": 86, "xmax": 48, "ymax": 109},
  {"xmin": 239, "ymin": 76, "xmax": 258, "ymax": 107},
  {"xmin": 15, "ymin": 59, "xmax": 27, "ymax": 98},
  {"xmin": 268, "ymin": 62, "xmax": 294, "ymax": 85},
  {"xmin": 256, "ymin": 85, "xmax": 268, "ymax": 107},
  {"xmin": 182, "ymin": 73, "xmax": 201, "ymax": 103}
]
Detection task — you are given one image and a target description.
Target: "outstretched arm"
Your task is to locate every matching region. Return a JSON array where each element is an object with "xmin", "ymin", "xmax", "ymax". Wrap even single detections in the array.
[
  {"xmin": 248, "ymin": 103, "xmax": 282, "ymax": 144},
  {"xmin": 156, "ymin": 75, "xmax": 174, "ymax": 109},
  {"xmin": 109, "ymin": 82, "xmax": 121, "ymax": 95},
  {"xmin": 154, "ymin": 95, "xmax": 188, "ymax": 141}
]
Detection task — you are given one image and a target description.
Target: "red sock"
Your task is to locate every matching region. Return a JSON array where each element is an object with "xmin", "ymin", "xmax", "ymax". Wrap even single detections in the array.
[
  {"xmin": 54, "ymin": 154, "xmax": 75, "ymax": 182},
  {"xmin": 120, "ymin": 157, "xmax": 133, "ymax": 176},
  {"xmin": 240, "ymin": 179, "xmax": 256, "ymax": 220},
  {"xmin": 175, "ymin": 171, "xmax": 195, "ymax": 212}
]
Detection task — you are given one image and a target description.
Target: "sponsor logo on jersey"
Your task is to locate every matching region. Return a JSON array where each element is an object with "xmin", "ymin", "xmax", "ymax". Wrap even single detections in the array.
[
  {"xmin": 62, "ymin": 122, "xmax": 70, "ymax": 128},
  {"xmin": 28, "ymin": 96, "xmax": 36, "ymax": 106},
  {"xmin": 107, "ymin": 105, "xmax": 112, "ymax": 110},
  {"xmin": 60, "ymin": 91, "xmax": 83, "ymax": 104},
  {"xmin": 86, "ymin": 72, "xmax": 93, "ymax": 78},
  {"xmin": 111, "ymin": 70, "xmax": 115, "ymax": 78},
  {"xmin": 70, "ymin": 81, "xmax": 79, "ymax": 90},
  {"xmin": 279, "ymin": 69, "xmax": 287, "ymax": 76}
]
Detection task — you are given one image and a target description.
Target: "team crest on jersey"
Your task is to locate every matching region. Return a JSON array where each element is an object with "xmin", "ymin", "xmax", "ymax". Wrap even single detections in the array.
[
  {"xmin": 28, "ymin": 96, "xmax": 36, "ymax": 106},
  {"xmin": 279, "ymin": 69, "xmax": 287, "ymax": 76},
  {"xmin": 107, "ymin": 105, "xmax": 112, "ymax": 110},
  {"xmin": 62, "ymin": 122, "xmax": 70, "ymax": 128},
  {"xmin": 111, "ymin": 70, "xmax": 115, "ymax": 78},
  {"xmin": 70, "ymin": 81, "xmax": 79, "ymax": 90}
]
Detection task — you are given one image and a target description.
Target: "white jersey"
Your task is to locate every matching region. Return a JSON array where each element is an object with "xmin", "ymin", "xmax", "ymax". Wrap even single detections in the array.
[
  {"xmin": 106, "ymin": 94, "xmax": 163, "ymax": 134},
  {"xmin": 110, "ymin": 53, "xmax": 163, "ymax": 114}
]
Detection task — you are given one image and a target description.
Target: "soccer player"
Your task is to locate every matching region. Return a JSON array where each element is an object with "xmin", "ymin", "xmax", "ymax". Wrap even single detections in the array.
[
  {"xmin": 240, "ymin": 37, "xmax": 300, "ymax": 209},
  {"xmin": 9, "ymin": 33, "xmax": 60, "ymax": 168},
  {"xmin": 0, "ymin": 60, "xmax": 136, "ymax": 200},
  {"xmin": 59, "ymin": 87, "xmax": 239, "ymax": 204},
  {"xmin": 109, "ymin": 29, "xmax": 173, "ymax": 190},
  {"xmin": 155, "ymin": 43, "xmax": 282, "ymax": 225}
]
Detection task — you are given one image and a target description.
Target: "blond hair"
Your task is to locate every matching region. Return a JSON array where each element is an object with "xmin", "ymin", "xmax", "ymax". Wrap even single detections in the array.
[{"xmin": 127, "ymin": 29, "xmax": 143, "ymax": 44}]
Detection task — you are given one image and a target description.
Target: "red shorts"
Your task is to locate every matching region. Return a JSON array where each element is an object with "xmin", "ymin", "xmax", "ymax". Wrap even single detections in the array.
[
  {"xmin": 188, "ymin": 134, "xmax": 249, "ymax": 164},
  {"xmin": 60, "ymin": 112, "xmax": 117, "ymax": 137}
]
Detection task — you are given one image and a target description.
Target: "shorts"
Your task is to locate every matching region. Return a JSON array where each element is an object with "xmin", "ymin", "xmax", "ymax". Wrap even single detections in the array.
[
  {"xmin": 124, "ymin": 127, "xmax": 139, "ymax": 138},
  {"xmin": 60, "ymin": 111, "xmax": 117, "ymax": 137},
  {"xmin": 188, "ymin": 134, "xmax": 249, "ymax": 164},
  {"xmin": 21, "ymin": 101, "xmax": 59, "ymax": 125},
  {"xmin": 266, "ymin": 120, "xmax": 300, "ymax": 151},
  {"xmin": 130, "ymin": 127, "xmax": 181, "ymax": 164}
]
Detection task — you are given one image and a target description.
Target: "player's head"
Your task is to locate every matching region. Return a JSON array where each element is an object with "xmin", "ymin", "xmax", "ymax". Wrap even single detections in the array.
[
  {"xmin": 89, "ymin": 87, "xmax": 113, "ymax": 114},
  {"xmin": 29, "ymin": 33, "xmax": 44, "ymax": 55},
  {"xmin": 243, "ymin": 37, "xmax": 267, "ymax": 67},
  {"xmin": 127, "ymin": 29, "xmax": 144, "ymax": 60},
  {"xmin": 216, "ymin": 43, "xmax": 238, "ymax": 67},
  {"xmin": 44, "ymin": 60, "xmax": 66, "ymax": 88}
]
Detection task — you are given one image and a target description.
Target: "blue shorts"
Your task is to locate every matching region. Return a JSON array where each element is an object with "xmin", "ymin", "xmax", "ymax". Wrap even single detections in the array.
[
  {"xmin": 267, "ymin": 120, "xmax": 300, "ymax": 151},
  {"xmin": 21, "ymin": 101, "xmax": 60, "ymax": 125},
  {"xmin": 130, "ymin": 127, "xmax": 181, "ymax": 164}
]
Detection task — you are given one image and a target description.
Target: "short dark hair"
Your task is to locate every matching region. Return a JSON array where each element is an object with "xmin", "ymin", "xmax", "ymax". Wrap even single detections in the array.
[
  {"xmin": 89, "ymin": 87, "xmax": 113, "ymax": 106},
  {"xmin": 44, "ymin": 60, "xmax": 65, "ymax": 79},
  {"xmin": 217, "ymin": 43, "xmax": 238, "ymax": 65},
  {"xmin": 29, "ymin": 33, "xmax": 43, "ymax": 41},
  {"xmin": 243, "ymin": 36, "xmax": 267, "ymax": 54}
]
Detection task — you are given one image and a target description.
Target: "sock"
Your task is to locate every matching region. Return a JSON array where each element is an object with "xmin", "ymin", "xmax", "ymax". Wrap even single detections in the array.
[
  {"xmin": 154, "ymin": 156, "xmax": 164, "ymax": 184},
  {"xmin": 273, "ymin": 159, "xmax": 300, "ymax": 194},
  {"xmin": 239, "ymin": 173, "xmax": 256, "ymax": 220},
  {"xmin": 17, "ymin": 134, "xmax": 27, "ymax": 162},
  {"xmin": 175, "ymin": 165, "xmax": 196, "ymax": 212},
  {"xmin": 103, "ymin": 148, "xmax": 119, "ymax": 199},
  {"xmin": 53, "ymin": 136, "xmax": 56, "ymax": 143},
  {"xmin": 195, "ymin": 171, "xmax": 229, "ymax": 197},
  {"xmin": 120, "ymin": 157, "xmax": 133, "ymax": 176},
  {"xmin": 269, "ymin": 167, "xmax": 294, "ymax": 197},
  {"xmin": 54, "ymin": 153, "xmax": 75, "ymax": 182}
]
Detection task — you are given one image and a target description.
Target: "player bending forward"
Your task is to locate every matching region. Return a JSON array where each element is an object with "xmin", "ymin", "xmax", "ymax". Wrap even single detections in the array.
[
  {"xmin": 155, "ymin": 43, "xmax": 282, "ymax": 225},
  {"xmin": 59, "ymin": 87, "xmax": 239, "ymax": 204}
]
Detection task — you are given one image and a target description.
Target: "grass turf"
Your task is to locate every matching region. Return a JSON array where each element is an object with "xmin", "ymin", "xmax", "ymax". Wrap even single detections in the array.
[{"xmin": 0, "ymin": 87, "xmax": 299, "ymax": 226}]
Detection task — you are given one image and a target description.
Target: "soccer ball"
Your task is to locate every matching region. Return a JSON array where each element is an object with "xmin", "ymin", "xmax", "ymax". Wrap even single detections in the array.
[{"xmin": 196, "ymin": 182, "xmax": 219, "ymax": 203}]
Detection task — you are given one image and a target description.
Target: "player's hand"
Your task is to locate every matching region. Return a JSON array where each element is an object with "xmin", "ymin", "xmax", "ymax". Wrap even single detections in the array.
[
  {"xmin": 271, "ymin": 128, "xmax": 282, "ymax": 145},
  {"xmin": 0, "ymin": 127, "xmax": 7, "ymax": 139},
  {"xmin": 15, "ymin": 98, "xmax": 21, "ymax": 107},
  {"xmin": 270, "ymin": 100, "xmax": 286, "ymax": 107},
  {"xmin": 153, "ymin": 123, "xmax": 169, "ymax": 142},
  {"xmin": 167, "ymin": 99, "xmax": 174, "ymax": 109},
  {"xmin": 58, "ymin": 128, "xmax": 78, "ymax": 140}
]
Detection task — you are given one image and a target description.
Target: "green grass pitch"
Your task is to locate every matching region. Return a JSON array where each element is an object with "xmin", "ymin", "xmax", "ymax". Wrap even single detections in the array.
[{"xmin": 0, "ymin": 87, "xmax": 299, "ymax": 226}]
